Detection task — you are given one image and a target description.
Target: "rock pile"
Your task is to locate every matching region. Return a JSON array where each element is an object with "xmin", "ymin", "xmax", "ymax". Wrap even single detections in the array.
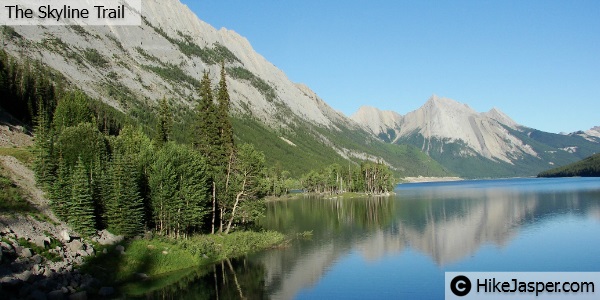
[{"xmin": 0, "ymin": 223, "xmax": 122, "ymax": 299}]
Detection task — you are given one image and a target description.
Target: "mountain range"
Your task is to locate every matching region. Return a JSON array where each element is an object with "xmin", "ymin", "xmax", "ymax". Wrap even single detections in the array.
[
  {"xmin": 2, "ymin": 0, "xmax": 598, "ymax": 178},
  {"xmin": 352, "ymin": 96, "xmax": 600, "ymax": 177}
]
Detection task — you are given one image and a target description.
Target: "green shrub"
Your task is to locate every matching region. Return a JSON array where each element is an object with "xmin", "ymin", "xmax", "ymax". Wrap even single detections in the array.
[{"xmin": 83, "ymin": 48, "xmax": 108, "ymax": 68}]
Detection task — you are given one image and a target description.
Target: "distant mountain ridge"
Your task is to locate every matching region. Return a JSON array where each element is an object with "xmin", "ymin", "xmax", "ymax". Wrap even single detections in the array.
[
  {"xmin": 352, "ymin": 95, "xmax": 535, "ymax": 163},
  {"xmin": 351, "ymin": 96, "xmax": 600, "ymax": 177},
  {"xmin": 571, "ymin": 126, "xmax": 600, "ymax": 143},
  {"xmin": 538, "ymin": 153, "xmax": 600, "ymax": 178}
]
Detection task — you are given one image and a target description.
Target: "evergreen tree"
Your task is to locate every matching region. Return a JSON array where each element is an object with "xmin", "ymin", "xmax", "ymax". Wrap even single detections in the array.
[
  {"xmin": 149, "ymin": 144, "xmax": 178, "ymax": 235},
  {"xmin": 106, "ymin": 153, "xmax": 145, "ymax": 237},
  {"xmin": 90, "ymin": 154, "xmax": 109, "ymax": 229},
  {"xmin": 194, "ymin": 71, "xmax": 220, "ymax": 158},
  {"xmin": 213, "ymin": 62, "xmax": 239, "ymax": 233},
  {"xmin": 50, "ymin": 154, "xmax": 70, "ymax": 221},
  {"xmin": 217, "ymin": 61, "xmax": 234, "ymax": 156},
  {"xmin": 33, "ymin": 100, "xmax": 56, "ymax": 189},
  {"xmin": 178, "ymin": 147, "xmax": 210, "ymax": 235},
  {"xmin": 194, "ymin": 70, "xmax": 222, "ymax": 233},
  {"xmin": 69, "ymin": 157, "xmax": 96, "ymax": 236},
  {"xmin": 155, "ymin": 97, "xmax": 173, "ymax": 145},
  {"xmin": 111, "ymin": 125, "xmax": 154, "ymax": 225},
  {"xmin": 55, "ymin": 122, "xmax": 107, "ymax": 170},
  {"xmin": 52, "ymin": 91, "xmax": 93, "ymax": 133},
  {"xmin": 149, "ymin": 143, "xmax": 210, "ymax": 237}
]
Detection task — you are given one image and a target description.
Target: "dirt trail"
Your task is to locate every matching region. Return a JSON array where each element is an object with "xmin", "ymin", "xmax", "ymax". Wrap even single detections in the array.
[{"xmin": 0, "ymin": 155, "xmax": 60, "ymax": 223}]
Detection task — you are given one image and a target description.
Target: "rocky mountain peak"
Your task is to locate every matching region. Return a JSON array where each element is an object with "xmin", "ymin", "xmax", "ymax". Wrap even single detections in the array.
[
  {"xmin": 484, "ymin": 107, "xmax": 519, "ymax": 129},
  {"xmin": 352, "ymin": 95, "xmax": 538, "ymax": 163},
  {"xmin": 579, "ymin": 126, "xmax": 600, "ymax": 141}
]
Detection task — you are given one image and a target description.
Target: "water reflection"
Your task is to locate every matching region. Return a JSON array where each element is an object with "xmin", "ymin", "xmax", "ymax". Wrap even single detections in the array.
[
  {"xmin": 136, "ymin": 178, "xmax": 600, "ymax": 299},
  {"xmin": 255, "ymin": 178, "xmax": 600, "ymax": 299},
  {"xmin": 130, "ymin": 257, "xmax": 268, "ymax": 299}
]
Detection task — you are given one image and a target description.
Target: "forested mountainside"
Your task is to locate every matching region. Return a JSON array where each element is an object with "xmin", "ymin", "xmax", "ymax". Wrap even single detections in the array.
[
  {"xmin": 5, "ymin": 0, "xmax": 595, "ymax": 179},
  {"xmin": 538, "ymin": 153, "xmax": 600, "ymax": 178},
  {"xmin": 0, "ymin": 0, "xmax": 449, "ymax": 178}
]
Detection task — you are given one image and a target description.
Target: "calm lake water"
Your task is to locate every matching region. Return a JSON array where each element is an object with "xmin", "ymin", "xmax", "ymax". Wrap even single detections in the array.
[{"xmin": 138, "ymin": 177, "xmax": 600, "ymax": 299}]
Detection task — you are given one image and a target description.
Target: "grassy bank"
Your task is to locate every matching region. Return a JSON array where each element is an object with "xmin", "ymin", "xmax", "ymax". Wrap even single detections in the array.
[
  {"xmin": 0, "ymin": 165, "xmax": 34, "ymax": 213},
  {"xmin": 0, "ymin": 146, "xmax": 35, "ymax": 166},
  {"xmin": 82, "ymin": 230, "xmax": 285, "ymax": 290}
]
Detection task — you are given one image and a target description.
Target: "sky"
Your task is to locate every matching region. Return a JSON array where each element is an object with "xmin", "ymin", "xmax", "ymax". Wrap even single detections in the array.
[{"xmin": 181, "ymin": 1, "xmax": 599, "ymax": 134}]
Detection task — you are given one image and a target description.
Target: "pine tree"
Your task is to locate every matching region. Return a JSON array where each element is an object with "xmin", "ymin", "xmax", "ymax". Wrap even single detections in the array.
[
  {"xmin": 69, "ymin": 157, "xmax": 96, "ymax": 236},
  {"xmin": 52, "ymin": 91, "xmax": 93, "ymax": 133},
  {"xmin": 149, "ymin": 143, "xmax": 210, "ymax": 237},
  {"xmin": 217, "ymin": 61, "xmax": 234, "ymax": 156},
  {"xmin": 149, "ymin": 144, "xmax": 178, "ymax": 235},
  {"xmin": 50, "ymin": 154, "xmax": 70, "ymax": 221},
  {"xmin": 194, "ymin": 71, "xmax": 220, "ymax": 159},
  {"xmin": 155, "ymin": 97, "xmax": 173, "ymax": 145},
  {"xmin": 178, "ymin": 147, "xmax": 210, "ymax": 235},
  {"xmin": 33, "ymin": 100, "xmax": 56, "ymax": 189},
  {"xmin": 90, "ymin": 154, "xmax": 109, "ymax": 229},
  {"xmin": 106, "ymin": 153, "xmax": 145, "ymax": 236},
  {"xmin": 214, "ymin": 62, "xmax": 238, "ymax": 233},
  {"xmin": 194, "ymin": 70, "xmax": 222, "ymax": 233}
]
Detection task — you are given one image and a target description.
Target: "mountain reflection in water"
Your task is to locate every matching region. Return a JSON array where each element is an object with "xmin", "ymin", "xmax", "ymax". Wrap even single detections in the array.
[{"xmin": 137, "ymin": 177, "xmax": 600, "ymax": 299}]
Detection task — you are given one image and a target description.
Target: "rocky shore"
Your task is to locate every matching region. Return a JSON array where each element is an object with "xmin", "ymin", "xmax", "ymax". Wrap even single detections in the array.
[{"xmin": 0, "ymin": 215, "xmax": 123, "ymax": 300}]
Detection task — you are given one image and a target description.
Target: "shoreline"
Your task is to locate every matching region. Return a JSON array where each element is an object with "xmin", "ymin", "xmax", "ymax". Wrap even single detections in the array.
[
  {"xmin": 267, "ymin": 191, "xmax": 396, "ymax": 201},
  {"xmin": 400, "ymin": 176, "xmax": 463, "ymax": 183}
]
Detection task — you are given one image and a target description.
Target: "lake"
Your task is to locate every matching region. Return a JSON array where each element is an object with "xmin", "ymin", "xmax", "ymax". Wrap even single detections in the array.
[{"xmin": 139, "ymin": 177, "xmax": 600, "ymax": 299}]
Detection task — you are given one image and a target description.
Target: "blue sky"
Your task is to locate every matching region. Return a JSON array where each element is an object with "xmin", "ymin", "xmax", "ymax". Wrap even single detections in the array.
[{"xmin": 182, "ymin": 1, "xmax": 599, "ymax": 134}]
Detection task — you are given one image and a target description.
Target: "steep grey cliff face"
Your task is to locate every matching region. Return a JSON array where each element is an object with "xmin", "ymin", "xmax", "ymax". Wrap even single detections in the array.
[
  {"xmin": 3, "ymin": 0, "xmax": 348, "ymax": 129},
  {"xmin": 350, "ymin": 106, "xmax": 402, "ymax": 136}
]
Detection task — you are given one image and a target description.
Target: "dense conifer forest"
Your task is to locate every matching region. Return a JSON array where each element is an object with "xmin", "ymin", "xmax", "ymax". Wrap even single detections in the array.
[
  {"xmin": 1, "ymin": 50, "xmax": 396, "ymax": 239},
  {"xmin": 538, "ymin": 153, "xmax": 600, "ymax": 178}
]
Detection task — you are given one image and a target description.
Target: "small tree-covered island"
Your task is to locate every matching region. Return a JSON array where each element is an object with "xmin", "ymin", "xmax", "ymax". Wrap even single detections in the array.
[{"xmin": 0, "ymin": 49, "xmax": 396, "ymax": 297}]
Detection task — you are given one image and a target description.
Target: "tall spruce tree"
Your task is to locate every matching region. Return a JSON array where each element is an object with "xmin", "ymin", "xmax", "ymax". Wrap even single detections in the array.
[
  {"xmin": 50, "ymin": 154, "xmax": 70, "ymax": 221},
  {"xmin": 156, "ymin": 97, "xmax": 173, "ymax": 145},
  {"xmin": 178, "ymin": 146, "xmax": 210, "ymax": 236},
  {"xmin": 52, "ymin": 91, "xmax": 93, "ymax": 133},
  {"xmin": 90, "ymin": 154, "xmax": 109, "ymax": 229},
  {"xmin": 149, "ymin": 144, "xmax": 178, "ymax": 235},
  {"xmin": 33, "ymin": 100, "xmax": 55, "ymax": 189},
  {"xmin": 217, "ymin": 61, "xmax": 234, "ymax": 156},
  {"xmin": 194, "ymin": 70, "xmax": 221, "ymax": 233},
  {"xmin": 149, "ymin": 143, "xmax": 210, "ymax": 237},
  {"xmin": 215, "ymin": 61, "xmax": 236, "ymax": 233},
  {"xmin": 194, "ymin": 71, "xmax": 219, "ymax": 158},
  {"xmin": 69, "ymin": 157, "xmax": 96, "ymax": 236},
  {"xmin": 106, "ymin": 153, "xmax": 145, "ymax": 236}
]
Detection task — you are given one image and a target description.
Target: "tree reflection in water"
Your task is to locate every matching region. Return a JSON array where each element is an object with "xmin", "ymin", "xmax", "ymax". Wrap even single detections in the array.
[
  {"xmin": 130, "ymin": 257, "xmax": 268, "ymax": 300},
  {"xmin": 132, "ymin": 178, "xmax": 600, "ymax": 299}
]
